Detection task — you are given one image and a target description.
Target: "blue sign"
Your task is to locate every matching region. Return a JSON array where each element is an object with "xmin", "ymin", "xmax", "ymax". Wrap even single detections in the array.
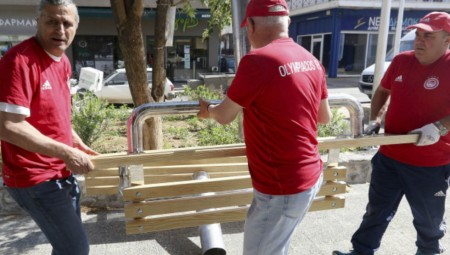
[{"xmin": 342, "ymin": 14, "xmax": 423, "ymax": 31}]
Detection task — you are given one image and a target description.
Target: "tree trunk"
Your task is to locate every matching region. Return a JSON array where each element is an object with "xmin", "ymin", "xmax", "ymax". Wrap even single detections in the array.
[
  {"xmin": 110, "ymin": 0, "xmax": 163, "ymax": 150},
  {"xmin": 153, "ymin": 0, "xmax": 169, "ymax": 102}
]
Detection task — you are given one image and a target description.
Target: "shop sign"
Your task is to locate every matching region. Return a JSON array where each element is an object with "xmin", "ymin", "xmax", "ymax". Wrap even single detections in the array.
[
  {"xmin": 0, "ymin": 18, "xmax": 36, "ymax": 28},
  {"xmin": 0, "ymin": 16, "xmax": 37, "ymax": 35},
  {"xmin": 175, "ymin": 17, "xmax": 199, "ymax": 31},
  {"xmin": 343, "ymin": 16, "xmax": 420, "ymax": 31}
]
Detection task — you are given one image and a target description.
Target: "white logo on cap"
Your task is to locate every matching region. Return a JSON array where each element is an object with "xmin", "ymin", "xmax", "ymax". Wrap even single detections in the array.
[
  {"xmin": 269, "ymin": 5, "xmax": 287, "ymax": 13},
  {"xmin": 424, "ymin": 77, "xmax": 439, "ymax": 90}
]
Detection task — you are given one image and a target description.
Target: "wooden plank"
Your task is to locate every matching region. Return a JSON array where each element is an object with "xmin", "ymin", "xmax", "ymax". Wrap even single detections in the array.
[
  {"xmin": 316, "ymin": 182, "xmax": 346, "ymax": 196},
  {"xmin": 86, "ymin": 186, "xmax": 119, "ymax": 196},
  {"xmin": 144, "ymin": 174, "xmax": 192, "ymax": 183},
  {"xmin": 85, "ymin": 176, "xmax": 119, "ymax": 187},
  {"xmin": 143, "ymin": 156, "xmax": 248, "ymax": 167},
  {"xmin": 85, "ymin": 169, "xmax": 119, "ymax": 178},
  {"xmin": 309, "ymin": 196, "xmax": 345, "ymax": 211},
  {"xmin": 94, "ymin": 143, "xmax": 244, "ymax": 161},
  {"xmin": 318, "ymin": 134, "xmax": 419, "ymax": 150},
  {"xmin": 92, "ymin": 145, "xmax": 246, "ymax": 169},
  {"xmin": 124, "ymin": 190, "xmax": 253, "ymax": 218},
  {"xmin": 125, "ymin": 196, "xmax": 345, "ymax": 234},
  {"xmin": 143, "ymin": 163, "xmax": 248, "ymax": 175},
  {"xmin": 143, "ymin": 171, "xmax": 249, "ymax": 184},
  {"xmin": 126, "ymin": 206, "xmax": 249, "ymax": 234},
  {"xmin": 86, "ymin": 178, "xmax": 344, "ymax": 198},
  {"xmin": 123, "ymin": 175, "xmax": 252, "ymax": 201},
  {"xmin": 85, "ymin": 165, "xmax": 343, "ymax": 188},
  {"xmin": 323, "ymin": 166, "xmax": 347, "ymax": 181},
  {"xmin": 91, "ymin": 134, "xmax": 418, "ymax": 170}
]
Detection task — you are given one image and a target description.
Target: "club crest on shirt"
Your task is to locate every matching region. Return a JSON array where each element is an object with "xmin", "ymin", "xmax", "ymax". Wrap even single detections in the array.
[{"xmin": 423, "ymin": 76, "xmax": 439, "ymax": 90}]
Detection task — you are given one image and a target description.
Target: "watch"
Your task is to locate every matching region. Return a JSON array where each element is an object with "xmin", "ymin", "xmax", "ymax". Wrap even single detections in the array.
[{"xmin": 434, "ymin": 121, "xmax": 449, "ymax": 136}]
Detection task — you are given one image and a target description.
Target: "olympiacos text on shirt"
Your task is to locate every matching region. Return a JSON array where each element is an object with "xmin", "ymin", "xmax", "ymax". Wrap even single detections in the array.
[{"xmin": 278, "ymin": 59, "xmax": 322, "ymax": 77}]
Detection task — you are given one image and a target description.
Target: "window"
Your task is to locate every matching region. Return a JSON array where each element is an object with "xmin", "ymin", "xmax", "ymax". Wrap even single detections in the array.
[{"xmin": 72, "ymin": 36, "xmax": 115, "ymax": 78}]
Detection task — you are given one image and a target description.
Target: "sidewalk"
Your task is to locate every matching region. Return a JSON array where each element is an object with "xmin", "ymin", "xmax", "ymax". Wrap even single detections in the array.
[{"xmin": 2, "ymin": 183, "xmax": 449, "ymax": 255}]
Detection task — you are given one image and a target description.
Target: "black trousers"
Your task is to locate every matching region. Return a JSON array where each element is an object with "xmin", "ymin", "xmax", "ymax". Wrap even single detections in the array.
[{"xmin": 351, "ymin": 152, "xmax": 450, "ymax": 255}]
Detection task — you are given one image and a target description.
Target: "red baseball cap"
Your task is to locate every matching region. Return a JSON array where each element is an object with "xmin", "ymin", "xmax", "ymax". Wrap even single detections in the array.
[
  {"xmin": 240, "ymin": 0, "xmax": 289, "ymax": 28},
  {"xmin": 407, "ymin": 12, "xmax": 450, "ymax": 33}
]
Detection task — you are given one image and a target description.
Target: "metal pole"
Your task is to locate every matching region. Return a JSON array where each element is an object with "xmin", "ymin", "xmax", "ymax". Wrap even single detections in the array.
[
  {"xmin": 231, "ymin": 0, "xmax": 248, "ymax": 140},
  {"xmin": 231, "ymin": 0, "xmax": 248, "ymax": 66},
  {"xmin": 193, "ymin": 171, "xmax": 226, "ymax": 255},
  {"xmin": 193, "ymin": 60, "xmax": 196, "ymax": 79},
  {"xmin": 328, "ymin": 94, "xmax": 364, "ymax": 137},
  {"xmin": 372, "ymin": 0, "xmax": 392, "ymax": 95},
  {"xmin": 393, "ymin": 0, "xmax": 405, "ymax": 56}
]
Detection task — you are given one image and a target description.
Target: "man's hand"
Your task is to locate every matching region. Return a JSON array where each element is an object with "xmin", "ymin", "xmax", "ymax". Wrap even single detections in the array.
[
  {"xmin": 364, "ymin": 120, "xmax": 381, "ymax": 135},
  {"xmin": 63, "ymin": 147, "xmax": 95, "ymax": 175},
  {"xmin": 197, "ymin": 98, "xmax": 211, "ymax": 119},
  {"xmin": 410, "ymin": 123, "xmax": 440, "ymax": 146}
]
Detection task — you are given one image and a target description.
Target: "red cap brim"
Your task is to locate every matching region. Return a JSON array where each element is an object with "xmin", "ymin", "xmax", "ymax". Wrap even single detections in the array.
[
  {"xmin": 407, "ymin": 23, "xmax": 441, "ymax": 32},
  {"xmin": 241, "ymin": 17, "xmax": 247, "ymax": 28}
]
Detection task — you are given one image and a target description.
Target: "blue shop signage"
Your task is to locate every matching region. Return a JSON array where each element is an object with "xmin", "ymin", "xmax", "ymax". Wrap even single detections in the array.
[{"xmin": 342, "ymin": 13, "xmax": 424, "ymax": 31}]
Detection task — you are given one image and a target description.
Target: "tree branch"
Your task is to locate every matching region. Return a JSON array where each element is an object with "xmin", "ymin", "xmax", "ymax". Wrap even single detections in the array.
[
  {"xmin": 110, "ymin": 0, "xmax": 127, "ymax": 24},
  {"xmin": 130, "ymin": 0, "xmax": 144, "ymax": 18}
]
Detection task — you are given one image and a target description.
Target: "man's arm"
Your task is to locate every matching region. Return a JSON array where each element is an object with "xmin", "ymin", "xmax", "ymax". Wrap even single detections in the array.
[
  {"xmin": 318, "ymin": 98, "xmax": 332, "ymax": 124},
  {"xmin": 197, "ymin": 97, "xmax": 243, "ymax": 124},
  {"xmin": 363, "ymin": 85, "xmax": 390, "ymax": 135},
  {"xmin": 369, "ymin": 85, "xmax": 390, "ymax": 122},
  {"xmin": 0, "ymin": 111, "xmax": 94, "ymax": 174}
]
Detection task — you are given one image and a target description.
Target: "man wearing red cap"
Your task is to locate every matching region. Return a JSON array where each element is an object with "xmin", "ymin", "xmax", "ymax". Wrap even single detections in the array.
[
  {"xmin": 333, "ymin": 11, "xmax": 450, "ymax": 255},
  {"xmin": 197, "ymin": 0, "xmax": 331, "ymax": 254}
]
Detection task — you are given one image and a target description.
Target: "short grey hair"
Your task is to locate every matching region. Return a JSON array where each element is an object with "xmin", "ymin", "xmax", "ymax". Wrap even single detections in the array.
[
  {"xmin": 37, "ymin": 0, "xmax": 79, "ymax": 23},
  {"xmin": 253, "ymin": 15, "xmax": 290, "ymax": 30}
]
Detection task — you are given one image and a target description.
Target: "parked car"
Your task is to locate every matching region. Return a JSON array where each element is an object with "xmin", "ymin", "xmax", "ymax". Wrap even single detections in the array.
[
  {"xmin": 73, "ymin": 67, "xmax": 176, "ymax": 104},
  {"xmin": 358, "ymin": 29, "xmax": 415, "ymax": 98}
]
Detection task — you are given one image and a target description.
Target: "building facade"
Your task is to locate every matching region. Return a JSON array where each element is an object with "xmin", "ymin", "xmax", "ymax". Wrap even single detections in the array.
[
  {"xmin": 287, "ymin": 0, "xmax": 450, "ymax": 77},
  {"xmin": 0, "ymin": 0, "xmax": 219, "ymax": 82}
]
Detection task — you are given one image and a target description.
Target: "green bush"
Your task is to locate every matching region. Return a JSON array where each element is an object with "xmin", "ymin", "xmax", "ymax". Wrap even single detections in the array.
[
  {"xmin": 317, "ymin": 109, "xmax": 349, "ymax": 137},
  {"xmin": 182, "ymin": 85, "xmax": 224, "ymax": 100},
  {"xmin": 176, "ymin": 85, "xmax": 348, "ymax": 147},
  {"xmin": 197, "ymin": 119, "xmax": 243, "ymax": 146},
  {"xmin": 71, "ymin": 92, "xmax": 120, "ymax": 147}
]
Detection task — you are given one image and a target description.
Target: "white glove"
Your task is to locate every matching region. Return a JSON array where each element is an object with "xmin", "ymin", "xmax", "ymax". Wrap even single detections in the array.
[
  {"xmin": 364, "ymin": 120, "xmax": 381, "ymax": 135},
  {"xmin": 410, "ymin": 123, "xmax": 440, "ymax": 146}
]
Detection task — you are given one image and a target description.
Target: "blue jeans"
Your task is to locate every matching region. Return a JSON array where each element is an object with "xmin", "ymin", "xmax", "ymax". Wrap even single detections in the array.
[
  {"xmin": 351, "ymin": 152, "xmax": 450, "ymax": 255},
  {"xmin": 6, "ymin": 175, "xmax": 89, "ymax": 255},
  {"xmin": 243, "ymin": 173, "xmax": 323, "ymax": 255}
]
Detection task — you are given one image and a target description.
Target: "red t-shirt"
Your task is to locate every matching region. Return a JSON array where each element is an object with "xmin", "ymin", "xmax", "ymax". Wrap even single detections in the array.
[
  {"xmin": 227, "ymin": 38, "xmax": 328, "ymax": 195},
  {"xmin": 380, "ymin": 51, "xmax": 450, "ymax": 167},
  {"xmin": 0, "ymin": 37, "xmax": 73, "ymax": 187}
]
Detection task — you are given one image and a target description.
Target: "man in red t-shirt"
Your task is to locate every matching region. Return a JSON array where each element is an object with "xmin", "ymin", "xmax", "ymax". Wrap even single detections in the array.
[
  {"xmin": 0, "ymin": 1, "xmax": 96, "ymax": 254},
  {"xmin": 334, "ymin": 12, "xmax": 450, "ymax": 255},
  {"xmin": 197, "ymin": 0, "xmax": 331, "ymax": 254}
]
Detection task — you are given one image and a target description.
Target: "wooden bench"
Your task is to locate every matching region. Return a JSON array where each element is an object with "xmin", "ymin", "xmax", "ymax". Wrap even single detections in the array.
[{"xmin": 86, "ymin": 134, "xmax": 418, "ymax": 235}]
